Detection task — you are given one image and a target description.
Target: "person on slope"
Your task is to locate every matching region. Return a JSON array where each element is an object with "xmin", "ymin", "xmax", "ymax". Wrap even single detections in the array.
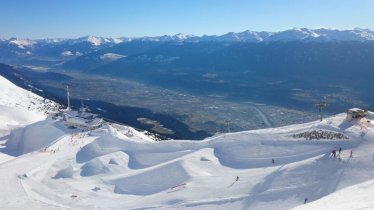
[
  {"xmin": 339, "ymin": 147, "xmax": 342, "ymax": 154},
  {"xmin": 332, "ymin": 150, "xmax": 336, "ymax": 158},
  {"xmin": 236, "ymin": 176, "xmax": 239, "ymax": 182}
]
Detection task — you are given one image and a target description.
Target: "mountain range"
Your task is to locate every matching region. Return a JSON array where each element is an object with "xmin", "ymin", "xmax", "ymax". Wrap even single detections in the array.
[
  {"xmin": 3, "ymin": 28, "xmax": 374, "ymax": 46},
  {"xmin": 1, "ymin": 28, "xmax": 374, "ymax": 61},
  {"xmin": 0, "ymin": 28, "xmax": 374, "ymax": 64}
]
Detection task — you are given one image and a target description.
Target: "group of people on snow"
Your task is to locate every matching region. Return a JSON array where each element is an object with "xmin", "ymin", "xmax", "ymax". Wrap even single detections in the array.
[{"xmin": 331, "ymin": 147, "xmax": 353, "ymax": 160}]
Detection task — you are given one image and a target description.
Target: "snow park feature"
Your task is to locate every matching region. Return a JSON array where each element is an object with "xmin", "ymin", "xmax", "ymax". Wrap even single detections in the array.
[{"xmin": 1, "ymin": 74, "xmax": 374, "ymax": 210}]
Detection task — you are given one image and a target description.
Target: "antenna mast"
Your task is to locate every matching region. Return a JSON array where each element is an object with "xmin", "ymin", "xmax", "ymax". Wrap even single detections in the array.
[
  {"xmin": 66, "ymin": 85, "xmax": 71, "ymax": 110},
  {"xmin": 315, "ymin": 100, "xmax": 327, "ymax": 122}
]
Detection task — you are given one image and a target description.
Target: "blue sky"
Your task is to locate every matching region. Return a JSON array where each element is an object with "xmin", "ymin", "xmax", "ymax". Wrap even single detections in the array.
[{"xmin": 1, "ymin": 0, "xmax": 373, "ymax": 39}]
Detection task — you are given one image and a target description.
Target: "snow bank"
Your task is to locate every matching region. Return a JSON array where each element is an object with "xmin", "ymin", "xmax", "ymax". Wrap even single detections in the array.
[
  {"xmin": 76, "ymin": 134, "xmax": 127, "ymax": 163},
  {"xmin": 81, "ymin": 151, "xmax": 130, "ymax": 176},
  {"xmin": 81, "ymin": 158, "xmax": 110, "ymax": 176},
  {"xmin": 5, "ymin": 119, "xmax": 65, "ymax": 155},
  {"xmin": 112, "ymin": 161, "xmax": 190, "ymax": 195},
  {"xmin": 53, "ymin": 165, "xmax": 74, "ymax": 179}
]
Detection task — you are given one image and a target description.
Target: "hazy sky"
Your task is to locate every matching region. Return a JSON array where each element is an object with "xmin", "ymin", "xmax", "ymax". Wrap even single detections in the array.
[{"xmin": 1, "ymin": 0, "xmax": 373, "ymax": 39}]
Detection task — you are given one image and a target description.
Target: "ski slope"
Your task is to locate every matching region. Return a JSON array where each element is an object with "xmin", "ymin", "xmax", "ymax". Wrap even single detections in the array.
[{"xmin": 0, "ymin": 75, "xmax": 374, "ymax": 210}]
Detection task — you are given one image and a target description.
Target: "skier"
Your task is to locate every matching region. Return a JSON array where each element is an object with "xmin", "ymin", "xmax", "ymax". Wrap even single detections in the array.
[
  {"xmin": 332, "ymin": 150, "xmax": 336, "ymax": 158},
  {"xmin": 272, "ymin": 159, "xmax": 275, "ymax": 164},
  {"xmin": 350, "ymin": 150, "xmax": 353, "ymax": 158},
  {"xmin": 236, "ymin": 176, "xmax": 239, "ymax": 182},
  {"xmin": 339, "ymin": 147, "xmax": 342, "ymax": 154},
  {"xmin": 304, "ymin": 197, "xmax": 308, "ymax": 204}
]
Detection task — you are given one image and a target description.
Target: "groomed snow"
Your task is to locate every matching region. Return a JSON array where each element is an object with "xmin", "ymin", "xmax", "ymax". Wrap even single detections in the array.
[{"xmin": 1, "ymin": 75, "xmax": 374, "ymax": 210}]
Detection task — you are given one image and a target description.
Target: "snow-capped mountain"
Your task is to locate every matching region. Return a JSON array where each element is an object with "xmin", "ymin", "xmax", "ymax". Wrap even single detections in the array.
[
  {"xmin": 187, "ymin": 31, "xmax": 264, "ymax": 42},
  {"xmin": 200, "ymin": 28, "xmax": 374, "ymax": 42},
  {"xmin": 136, "ymin": 33, "xmax": 196, "ymax": 42},
  {"xmin": 313, "ymin": 28, "xmax": 374, "ymax": 41},
  {"xmin": 3, "ymin": 28, "xmax": 374, "ymax": 47},
  {"xmin": 67, "ymin": 36, "xmax": 123, "ymax": 46},
  {"xmin": 0, "ymin": 36, "xmax": 124, "ymax": 60},
  {"xmin": 8, "ymin": 38, "xmax": 36, "ymax": 49},
  {"xmin": 1, "ymin": 29, "xmax": 374, "ymax": 62},
  {"xmin": 266, "ymin": 28, "xmax": 320, "ymax": 42},
  {"xmin": 1, "ymin": 70, "xmax": 374, "ymax": 209}
]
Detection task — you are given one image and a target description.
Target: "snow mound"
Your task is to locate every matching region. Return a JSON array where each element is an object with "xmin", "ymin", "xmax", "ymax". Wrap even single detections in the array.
[
  {"xmin": 81, "ymin": 158, "xmax": 110, "ymax": 177},
  {"xmin": 76, "ymin": 133, "xmax": 194, "ymax": 169},
  {"xmin": 111, "ymin": 161, "xmax": 190, "ymax": 195},
  {"xmin": 106, "ymin": 151, "xmax": 130, "ymax": 167},
  {"xmin": 128, "ymin": 150, "xmax": 193, "ymax": 169},
  {"xmin": 80, "ymin": 151, "xmax": 131, "ymax": 177},
  {"xmin": 76, "ymin": 134, "xmax": 126, "ymax": 163},
  {"xmin": 53, "ymin": 165, "xmax": 74, "ymax": 179},
  {"xmin": 5, "ymin": 119, "xmax": 65, "ymax": 155}
]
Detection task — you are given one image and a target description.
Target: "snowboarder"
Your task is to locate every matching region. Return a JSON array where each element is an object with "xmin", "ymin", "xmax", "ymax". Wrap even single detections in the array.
[
  {"xmin": 304, "ymin": 197, "xmax": 308, "ymax": 204},
  {"xmin": 236, "ymin": 176, "xmax": 239, "ymax": 182},
  {"xmin": 272, "ymin": 159, "xmax": 275, "ymax": 164}
]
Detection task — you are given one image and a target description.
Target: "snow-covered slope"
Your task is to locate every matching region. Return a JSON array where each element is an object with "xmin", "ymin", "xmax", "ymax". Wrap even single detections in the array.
[
  {"xmin": 0, "ymin": 75, "xmax": 59, "ymax": 164},
  {"xmin": 0, "ymin": 75, "xmax": 57, "ymax": 136},
  {"xmin": 0, "ymin": 75, "xmax": 374, "ymax": 210}
]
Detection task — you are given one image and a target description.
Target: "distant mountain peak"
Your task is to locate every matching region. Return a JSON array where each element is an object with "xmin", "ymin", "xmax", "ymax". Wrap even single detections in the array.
[
  {"xmin": 8, "ymin": 38, "xmax": 35, "ymax": 49},
  {"xmin": 172, "ymin": 33, "xmax": 195, "ymax": 41}
]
